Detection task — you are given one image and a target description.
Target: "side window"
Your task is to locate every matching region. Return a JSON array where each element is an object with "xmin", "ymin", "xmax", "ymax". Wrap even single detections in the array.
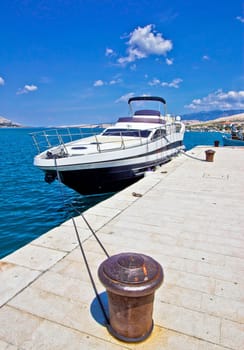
[{"xmin": 152, "ymin": 129, "xmax": 162, "ymax": 140}]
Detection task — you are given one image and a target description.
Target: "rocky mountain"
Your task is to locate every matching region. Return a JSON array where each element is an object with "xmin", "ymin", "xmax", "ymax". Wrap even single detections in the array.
[
  {"xmin": 0, "ymin": 116, "xmax": 21, "ymax": 127},
  {"xmin": 210, "ymin": 112, "xmax": 244, "ymax": 123},
  {"xmin": 181, "ymin": 109, "xmax": 244, "ymax": 121},
  {"xmin": 1, "ymin": 109, "xmax": 244, "ymax": 127}
]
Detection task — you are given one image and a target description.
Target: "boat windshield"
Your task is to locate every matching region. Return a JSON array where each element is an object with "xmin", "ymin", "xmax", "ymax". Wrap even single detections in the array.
[{"xmin": 102, "ymin": 128, "xmax": 151, "ymax": 138}]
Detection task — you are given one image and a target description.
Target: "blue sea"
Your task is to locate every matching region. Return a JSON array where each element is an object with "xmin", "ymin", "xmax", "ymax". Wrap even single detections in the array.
[{"xmin": 0, "ymin": 128, "xmax": 224, "ymax": 259}]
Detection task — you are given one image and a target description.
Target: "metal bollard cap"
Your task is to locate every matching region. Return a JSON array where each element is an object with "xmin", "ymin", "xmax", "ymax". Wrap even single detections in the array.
[{"xmin": 98, "ymin": 252, "xmax": 164, "ymax": 297}]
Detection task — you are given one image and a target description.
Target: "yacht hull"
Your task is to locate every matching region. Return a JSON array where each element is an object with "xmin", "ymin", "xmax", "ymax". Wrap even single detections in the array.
[{"xmin": 44, "ymin": 141, "xmax": 183, "ymax": 194}]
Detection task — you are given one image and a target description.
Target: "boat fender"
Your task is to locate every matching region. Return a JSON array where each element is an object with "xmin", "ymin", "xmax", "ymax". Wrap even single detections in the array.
[
  {"xmin": 45, "ymin": 173, "xmax": 56, "ymax": 184},
  {"xmin": 46, "ymin": 151, "xmax": 53, "ymax": 159}
]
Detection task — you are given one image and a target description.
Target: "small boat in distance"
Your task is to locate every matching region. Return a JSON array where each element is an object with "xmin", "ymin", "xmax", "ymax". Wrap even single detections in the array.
[
  {"xmin": 222, "ymin": 124, "xmax": 244, "ymax": 146},
  {"xmin": 31, "ymin": 96, "xmax": 185, "ymax": 195}
]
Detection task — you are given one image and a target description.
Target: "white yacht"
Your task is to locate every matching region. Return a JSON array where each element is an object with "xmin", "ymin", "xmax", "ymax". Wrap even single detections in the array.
[{"xmin": 32, "ymin": 96, "xmax": 185, "ymax": 194}]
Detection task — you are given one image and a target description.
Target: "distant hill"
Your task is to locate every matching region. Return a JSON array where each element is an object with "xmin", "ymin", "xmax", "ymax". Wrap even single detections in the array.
[
  {"xmin": 1, "ymin": 109, "xmax": 244, "ymax": 127},
  {"xmin": 210, "ymin": 112, "xmax": 244, "ymax": 123},
  {"xmin": 0, "ymin": 116, "xmax": 21, "ymax": 127},
  {"xmin": 181, "ymin": 109, "xmax": 244, "ymax": 121}
]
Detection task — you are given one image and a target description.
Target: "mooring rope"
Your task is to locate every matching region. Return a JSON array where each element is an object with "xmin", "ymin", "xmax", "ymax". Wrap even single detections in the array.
[
  {"xmin": 54, "ymin": 157, "xmax": 110, "ymax": 326},
  {"xmin": 179, "ymin": 149, "xmax": 206, "ymax": 161},
  {"xmin": 53, "ymin": 158, "xmax": 109, "ymax": 258},
  {"xmin": 71, "ymin": 216, "xmax": 110, "ymax": 325}
]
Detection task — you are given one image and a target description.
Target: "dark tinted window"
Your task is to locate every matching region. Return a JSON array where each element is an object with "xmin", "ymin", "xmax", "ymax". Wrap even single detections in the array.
[
  {"xmin": 102, "ymin": 128, "xmax": 151, "ymax": 138},
  {"xmin": 151, "ymin": 128, "xmax": 166, "ymax": 140}
]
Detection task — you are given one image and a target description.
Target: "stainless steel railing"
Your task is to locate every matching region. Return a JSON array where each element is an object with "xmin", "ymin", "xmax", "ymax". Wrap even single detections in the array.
[{"xmin": 30, "ymin": 126, "xmax": 106, "ymax": 154}]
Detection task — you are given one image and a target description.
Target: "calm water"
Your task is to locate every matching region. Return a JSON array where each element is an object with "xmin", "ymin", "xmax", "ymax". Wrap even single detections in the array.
[{"xmin": 0, "ymin": 128, "xmax": 224, "ymax": 258}]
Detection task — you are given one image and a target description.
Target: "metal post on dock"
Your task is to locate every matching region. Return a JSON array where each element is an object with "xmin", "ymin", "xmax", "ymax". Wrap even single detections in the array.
[{"xmin": 98, "ymin": 252, "xmax": 164, "ymax": 342}]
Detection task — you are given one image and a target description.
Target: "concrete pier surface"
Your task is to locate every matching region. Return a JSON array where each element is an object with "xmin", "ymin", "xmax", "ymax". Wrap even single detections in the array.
[{"xmin": 0, "ymin": 146, "xmax": 243, "ymax": 350}]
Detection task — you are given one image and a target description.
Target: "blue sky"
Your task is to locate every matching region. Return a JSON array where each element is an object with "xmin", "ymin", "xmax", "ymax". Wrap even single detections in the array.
[{"xmin": 0, "ymin": 0, "xmax": 243, "ymax": 126}]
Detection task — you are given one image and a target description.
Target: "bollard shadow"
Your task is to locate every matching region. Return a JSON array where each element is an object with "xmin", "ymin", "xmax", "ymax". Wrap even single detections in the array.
[{"xmin": 90, "ymin": 291, "xmax": 109, "ymax": 327}]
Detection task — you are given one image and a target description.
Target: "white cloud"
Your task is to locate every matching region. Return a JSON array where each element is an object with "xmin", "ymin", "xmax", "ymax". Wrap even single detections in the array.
[
  {"xmin": 148, "ymin": 77, "xmax": 183, "ymax": 88},
  {"xmin": 118, "ymin": 24, "xmax": 173, "ymax": 65},
  {"xmin": 105, "ymin": 48, "xmax": 116, "ymax": 56},
  {"xmin": 94, "ymin": 78, "xmax": 122, "ymax": 87},
  {"xmin": 202, "ymin": 55, "xmax": 210, "ymax": 60},
  {"xmin": 236, "ymin": 16, "xmax": 244, "ymax": 23},
  {"xmin": 185, "ymin": 89, "xmax": 244, "ymax": 111},
  {"xmin": 16, "ymin": 84, "xmax": 38, "ymax": 95},
  {"xmin": 115, "ymin": 93, "xmax": 135, "ymax": 103},
  {"xmin": 166, "ymin": 58, "xmax": 174, "ymax": 65},
  {"xmin": 109, "ymin": 78, "xmax": 122, "ymax": 85},
  {"xmin": 162, "ymin": 78, "xmax": 182, "ymax": 88},
  {"xmin": 0, "ymin": 76, "xmax": 5, "ymax": 85},
  {"xmin": 148, "ymin": 78, "xmax": 161, "ymax": 86},
  {"xmin": 93, "ymin": 80, "xmax": 105, "ymax": 87}
]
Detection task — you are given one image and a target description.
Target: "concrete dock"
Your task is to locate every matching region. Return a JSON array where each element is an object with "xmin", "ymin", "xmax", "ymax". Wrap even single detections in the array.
[{"xmin": 0, "ymin": 146, "xmax": 243, "ymax": 350}]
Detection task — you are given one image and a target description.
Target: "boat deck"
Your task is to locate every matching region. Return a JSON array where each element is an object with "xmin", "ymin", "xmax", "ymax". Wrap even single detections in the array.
[
  {"xmin": 67, "ymin": 134, "xmax": 146, "ymax": 153},
  {"xmin": 0, "ymin": 146, "xmax": 244, "ymax": 350}
]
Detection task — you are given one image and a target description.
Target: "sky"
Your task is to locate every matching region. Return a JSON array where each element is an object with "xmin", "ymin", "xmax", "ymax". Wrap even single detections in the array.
[{"xmin": 0, "ymin": 0, "xmax": 243, "ymax": 126}]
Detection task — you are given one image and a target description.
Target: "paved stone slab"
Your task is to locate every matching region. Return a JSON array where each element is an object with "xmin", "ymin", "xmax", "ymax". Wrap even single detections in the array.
[
  {"xmin": 20, "ymin": 318, "xmax": 128, "ymax": 350},
  {"xmin": 0, "ymin": 147, "xmax": 243, "ymax": 350},
  {"xmin": 220, "ymin": 319, "xmax": 244, "ymax": 350},
  {"xmin": 3, "ymin": 244, "xmax": 66, "ymax": 271},
  {"xmin": 0, "ymin": 340, "xmax": 18, "ymax": 350},
  {"xmin": 129, "ymin": 325, "xmax": 228, "ymax": 350},
  {"xmin": 0, "ymin": 305, "xmax": 42, "ymax": 347},
  {"xmin": 31, "ymin": 224, "xmax": 80, "ymax": 252},
  {"xmin": 0, "ymin": 261, "xmax": 41, "ymax": 307}
]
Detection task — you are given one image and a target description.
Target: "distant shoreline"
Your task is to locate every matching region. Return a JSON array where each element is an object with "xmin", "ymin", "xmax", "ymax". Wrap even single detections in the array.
[
  {"xmin": 0, "ymin": 125, "xmax": 22, "ymax": 128},
  {"xmin": 1, "ymin": 111, "xmax": 244, "ymax": 129}
]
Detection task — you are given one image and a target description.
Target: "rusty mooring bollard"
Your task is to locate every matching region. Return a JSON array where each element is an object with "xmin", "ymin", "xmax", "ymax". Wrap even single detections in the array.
[
  {"xmin": 98, "ymin": 252, "xmax": 164, "ymax": 342},
  {"xmin": 214, "ymin": 140, "xmax": 220, "ymax": 147},
  {"xmin": 205, "ymin": 149, "xmax": 215, "ymax": 162}
]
